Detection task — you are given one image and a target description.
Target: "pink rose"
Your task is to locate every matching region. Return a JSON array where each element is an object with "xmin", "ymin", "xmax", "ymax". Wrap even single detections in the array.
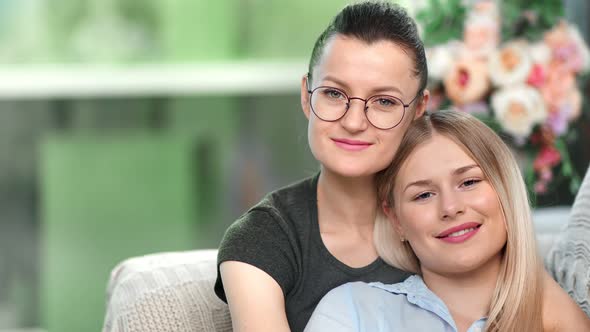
[
  {"xmin": 526, "ymin": 64, "xmax": 546, "ymax": 88},
  {"xmin": 540, "ymin": 61, "xmax": 582, "ymax": 121},
  {"xmin": 533, "ymin": 145, "xmax": 562, "ymax": 194},
  {"xmin": 544, "ymin": 21, "xmax": 590, "ymax": 73},
  {"xmin": 534, "ymin": 181, "xmax": 548, "ymax": 194},
  {"xmin": 533, "ymin": 145, "xmax": 561, "ymax": 171},
  {"xmin": 444, "ymin": 58, "xmax": 491, "ymax": 106}
]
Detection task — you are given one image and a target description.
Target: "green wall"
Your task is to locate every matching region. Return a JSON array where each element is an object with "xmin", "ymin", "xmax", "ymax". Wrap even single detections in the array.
[{"xmin": 39, "ymin": 134, "xmax": 198, "ymax": 332}]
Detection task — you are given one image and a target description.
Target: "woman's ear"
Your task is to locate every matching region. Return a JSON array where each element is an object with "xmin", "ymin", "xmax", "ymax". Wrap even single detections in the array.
[
  {"xmin": 301, "ymin": 74, "xmax": 311, "ymax": 119},
  {"xmin": 382, "ymin": 201, "xmax": 404, "ymax": 239},
  {"xmin": 414, "ymin": 89, "xmax": 430, "ymax": 119}
]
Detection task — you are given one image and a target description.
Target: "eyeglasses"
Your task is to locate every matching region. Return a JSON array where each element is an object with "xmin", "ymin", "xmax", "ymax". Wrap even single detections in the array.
[{"xmin": 307, "ymin": 86, "xmax": 421, "ymax": 130}]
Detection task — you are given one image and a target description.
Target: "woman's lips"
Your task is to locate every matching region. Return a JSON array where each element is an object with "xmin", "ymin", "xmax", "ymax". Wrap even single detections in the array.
[
  {"xmin": 436, "ymin": 222, "xmax": 482, "ymax": 244},
  {"xmin": 332, "ymin": 138, "xmax": 372, "ymax": 151}
]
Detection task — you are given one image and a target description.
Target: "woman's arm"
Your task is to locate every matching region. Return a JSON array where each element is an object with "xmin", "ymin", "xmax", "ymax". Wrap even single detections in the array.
[
  {"xmin": 542, "ymin": 272, "xmax": 590, "ymax": 331},
  {"xmin": 220, "ymin": 261, "xmax": 291, "ymax": 332}
]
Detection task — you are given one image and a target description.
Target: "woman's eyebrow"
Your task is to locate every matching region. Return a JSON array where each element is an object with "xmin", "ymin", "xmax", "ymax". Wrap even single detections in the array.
[
  {"xmin": 403, "ymin": 179, "xmax": 432, "ymax": 193},
  {"xmin": 322, "ymin": 75, "xmax": 403, "ymax": 95},
  {"xmin": 453, "ymin": 164, "xmax": 480, "ymax": 175},
  {"xmin": 402, "ymin": 164, "xmax": 480, "ymax": 193},
  {"xmin": 322, "ymin": 75, "xmax": 349, "ymax": 89}
]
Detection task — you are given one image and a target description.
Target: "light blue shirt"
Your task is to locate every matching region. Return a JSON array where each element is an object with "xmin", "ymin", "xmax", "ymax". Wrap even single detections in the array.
[{"xmin": 304, "ymin": 275, "xmax": 487, "ymax": 332}]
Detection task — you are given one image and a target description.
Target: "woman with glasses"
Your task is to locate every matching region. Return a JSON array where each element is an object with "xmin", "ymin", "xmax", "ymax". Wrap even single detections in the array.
[
  {"xmin": 305, "ymin": 111, "xmax": 590, "ymax": 332},
  {"xmin": 214, "ymin": 2, "xmax": 429, "ymax": 331}
]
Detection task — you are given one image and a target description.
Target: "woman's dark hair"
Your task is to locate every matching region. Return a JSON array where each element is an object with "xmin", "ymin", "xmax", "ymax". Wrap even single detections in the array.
[{"xmin": 308, "ymin": 1, "xmax": 427, "ymax": 96}]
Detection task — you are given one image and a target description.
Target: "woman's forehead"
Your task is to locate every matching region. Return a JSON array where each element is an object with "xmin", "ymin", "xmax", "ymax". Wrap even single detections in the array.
[{"xmin": 312, "ymin": 35, "xmax": 419, "ymax": 96}]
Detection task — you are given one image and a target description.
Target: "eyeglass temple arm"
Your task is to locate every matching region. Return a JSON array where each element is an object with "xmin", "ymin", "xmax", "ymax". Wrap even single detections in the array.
[{"xmin": 405, "ymin": 92, "xmax": 423, "ymax": 107}]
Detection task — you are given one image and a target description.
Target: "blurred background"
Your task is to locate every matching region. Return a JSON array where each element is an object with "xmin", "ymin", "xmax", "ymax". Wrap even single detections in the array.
[{"xmin": 0, "ymin": 1, "xmax": 588, "ymax": 332}]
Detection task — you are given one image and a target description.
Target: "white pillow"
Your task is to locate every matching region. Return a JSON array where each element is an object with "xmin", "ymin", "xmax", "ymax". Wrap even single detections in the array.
[
  {"xmin": 103, "ymin": 250, "xmax": 231, "ymax": 332},
  {"xmin": 545, "ymin": 165, "xmax": 590, "ymax": 317}
]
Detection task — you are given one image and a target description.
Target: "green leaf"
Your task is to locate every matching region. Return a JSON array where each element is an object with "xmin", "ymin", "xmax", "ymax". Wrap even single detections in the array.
[{"xmin": 415, "ymin": 0, "xmax": 465, "ymax": 46}]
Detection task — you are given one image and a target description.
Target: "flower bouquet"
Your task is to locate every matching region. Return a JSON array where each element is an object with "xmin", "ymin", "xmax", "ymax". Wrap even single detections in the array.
[{"xmin": 418, "ymin": 0, "xmax": 590, "ymax": 198}]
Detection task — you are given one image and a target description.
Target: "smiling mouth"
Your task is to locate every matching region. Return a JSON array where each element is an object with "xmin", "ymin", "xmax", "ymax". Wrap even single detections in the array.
[
  {"xmin": 434, "ymin": 222, "xmax": 483, "ymax": 245},
  {"xmin": 332, "ymin": 138, "xmax": 372, "ymax": 151},
  {"xmin": 436, "ymin": 222, "xmax": 482, "ymax": 238},
  {"xmin": 437, "ymin": 225, "xmax": 481, "ymax": 238},
  {"xmin": 332, "ymin": 138, "xmax": 371, "ymax": 145}
]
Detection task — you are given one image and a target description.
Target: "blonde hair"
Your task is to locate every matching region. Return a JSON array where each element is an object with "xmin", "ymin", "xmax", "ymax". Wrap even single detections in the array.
[{"xmin": 374, "ymin": 110, "xmax": 544, "ymax": 331}]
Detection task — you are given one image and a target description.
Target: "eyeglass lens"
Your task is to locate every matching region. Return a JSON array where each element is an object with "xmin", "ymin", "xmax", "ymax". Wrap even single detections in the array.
[{"xmin": 310, "ymin": 87, "xmax": 405, "ymax": 129}]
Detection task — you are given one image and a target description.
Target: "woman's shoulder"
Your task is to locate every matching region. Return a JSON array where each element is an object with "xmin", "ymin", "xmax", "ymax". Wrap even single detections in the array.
[
  {"xmin": 309, "ymin": 277, "xmax": 461, "ymax": 332},
  {"xmin": 322, "ymin": 276, "xmax": 439, "ymax": 314},
  {"xmin": 221, "ymin": 174, "xmax": 319, "ymax": 244},
  {"xmin": 310, "ymin": 280, "xmax": 420, "ymax": 330},
  {"xmin": 215, "ymin": 175, "xmax": 321, "ymax": 305},
  {"xmin": 232, "ymin": 174, "xmax": 319, "ymax": 228},
  {"xmin": 263, "ymin": 173, "xmax": 319, "ymax": 211},
  {"xmin": 320, "ymin": 280, "xmax": 409, "ymax": 308}
]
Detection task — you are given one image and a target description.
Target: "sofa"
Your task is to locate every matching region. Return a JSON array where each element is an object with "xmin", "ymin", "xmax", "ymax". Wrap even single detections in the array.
[{"xmin": 102, "ymin": 167, "xmax": 590, "ymax": 332}]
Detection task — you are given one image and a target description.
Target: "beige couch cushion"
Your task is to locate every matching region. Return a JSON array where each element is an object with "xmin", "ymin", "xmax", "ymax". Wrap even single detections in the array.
[
  {"xmin": 546, "ymin": 166, "xmax": 590, "ymax": 317},
  {"xmin": 102, "ymin": 249, "xmax": 231, "ymax": 332}
]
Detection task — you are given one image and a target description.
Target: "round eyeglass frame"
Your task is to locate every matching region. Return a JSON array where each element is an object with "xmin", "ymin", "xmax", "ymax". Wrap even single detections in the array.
[{"xmin": 307, "ymin": 86, "xmax": 421, "ymax": 130}]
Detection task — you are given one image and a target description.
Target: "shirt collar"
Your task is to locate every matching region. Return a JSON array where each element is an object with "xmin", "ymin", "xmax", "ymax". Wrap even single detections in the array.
[{"xmin": 368, "ymin": 275, "xmax": 487, "ymax": 331}]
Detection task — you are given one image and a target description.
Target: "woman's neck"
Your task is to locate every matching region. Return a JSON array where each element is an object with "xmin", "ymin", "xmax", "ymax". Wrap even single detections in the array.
[
  {"xmin": 317, "ymin": 169, "xmax": 377, "ymax": 229},
  {"xmin": 315, "ymin": 168, "xmax": 380, "ymax": 268},
  {"xmin": 421, "ymin": 254, "xmax": 502, "ymax": 331}
]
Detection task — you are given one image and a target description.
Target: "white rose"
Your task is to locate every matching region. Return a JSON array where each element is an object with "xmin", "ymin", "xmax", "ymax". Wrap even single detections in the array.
[
  {"xmin": 427, "ymin": 42, "xmax": 460, "ymax": 81},
  {"xmin": 488, "ymin": 42, "xmax": 533, "ymax": 87},
  {"xmin": 528, "ymin": 42, "xmax": 552, "ymax": 65},
  {"xmin": 461, "ymin": 0, "xmax": 500, "ymax": 59},
  {"xmin": 491, "ymin": 85, "xmax": 548, "ymax": 138}
]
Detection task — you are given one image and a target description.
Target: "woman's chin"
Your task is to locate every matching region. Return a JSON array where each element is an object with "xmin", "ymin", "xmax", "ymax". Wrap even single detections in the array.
[{"xmin": 321, "ymin": 163, "xmax": 382, "ymax": 179}]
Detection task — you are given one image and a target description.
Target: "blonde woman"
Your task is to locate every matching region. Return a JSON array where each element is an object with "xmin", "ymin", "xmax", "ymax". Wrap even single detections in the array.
[{"xmin": 305, "ymin": 110, "xmax": 590, "ymax": 332}]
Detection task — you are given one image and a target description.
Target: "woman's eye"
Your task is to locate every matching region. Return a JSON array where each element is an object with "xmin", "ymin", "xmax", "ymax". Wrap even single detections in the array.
[
  {"xmin": 378, "ymin": 98, "xmax": 393, "ymax": 106},
  {"xmin": 462, "ymin": 179, "xmax": 481, "ymax": 187},
  {"xmin": 414, "ymin": 192, "xmax": 433, "ymax": 201},
  {"xmin": 326, "ymin": 89, "xmax": 344, "ymax": 99},
  {"xmin": 376, "ymin": 97, "xmax": 400, "ymax": 107}
]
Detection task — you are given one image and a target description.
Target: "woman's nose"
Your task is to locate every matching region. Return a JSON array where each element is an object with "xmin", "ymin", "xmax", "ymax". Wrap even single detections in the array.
[
  {"xmin": 440, "ymin": 191, "xmax": 465, "ymax": 220},
  {"xmin": 340, "ymin": 99, "xmax": 369, "ymax": 132}
]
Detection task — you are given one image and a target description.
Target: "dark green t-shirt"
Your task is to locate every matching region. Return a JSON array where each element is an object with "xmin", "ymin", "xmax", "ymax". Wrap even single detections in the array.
[{"xmin": 215, "ymin": 174, "xmax": 410, "ymax": 332}]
